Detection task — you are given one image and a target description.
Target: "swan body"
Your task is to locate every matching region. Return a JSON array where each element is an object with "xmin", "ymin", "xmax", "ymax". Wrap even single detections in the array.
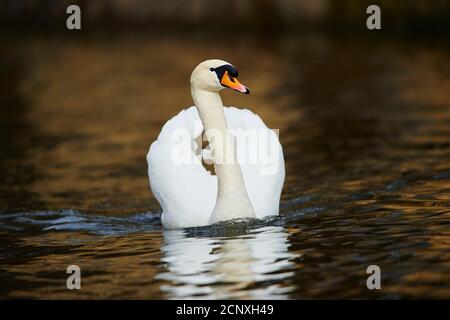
[{"xmin": 147, "ymin": 60, "xmax": 285, "ymax": 229}]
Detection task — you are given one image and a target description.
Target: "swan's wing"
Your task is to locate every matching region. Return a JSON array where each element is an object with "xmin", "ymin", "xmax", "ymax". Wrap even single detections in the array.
[
  {"xmin": 147, "ymin": 107, "xmax": 217, "ymax": 229},
  {"xmin": 224, "ymin": 107, "xmax": 285, "ymax": 218},
  {"xmin": 148, "ymin": 106, "xmax": 285, "ymax": 228}
]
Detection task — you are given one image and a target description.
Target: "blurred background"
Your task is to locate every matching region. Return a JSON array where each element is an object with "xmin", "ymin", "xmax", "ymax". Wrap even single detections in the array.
[
  {"xmin": 0, "ymin": 0, "xmax": 449, "ymax": 299},
  {"xmin": 1, "ymin": 0, "xmax": 450, "ymax": 33}
]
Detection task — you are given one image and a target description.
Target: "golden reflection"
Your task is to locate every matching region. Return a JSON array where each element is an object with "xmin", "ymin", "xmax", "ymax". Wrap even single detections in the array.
[{"xmin": 1, "ymin": 31, "xmax": 450, "ymax": 298}]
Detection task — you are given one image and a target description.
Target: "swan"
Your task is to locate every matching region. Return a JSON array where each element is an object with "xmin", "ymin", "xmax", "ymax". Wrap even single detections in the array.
[{"xmin": 147, "ymin": 59, "xmax": 285, "ymax": 229}]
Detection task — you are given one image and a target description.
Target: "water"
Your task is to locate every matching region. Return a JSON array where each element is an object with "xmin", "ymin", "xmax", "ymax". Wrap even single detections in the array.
[{"xmin": 0, "ymin": 32, "xmax": 449, "ymax": 299}]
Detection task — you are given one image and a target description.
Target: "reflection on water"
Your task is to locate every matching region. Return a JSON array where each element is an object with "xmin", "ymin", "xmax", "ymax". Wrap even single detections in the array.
[
  {"xmin": 0, "ymin": 31, "xmax": 449, "ymax": 299},
  {"xmin": 159, "ymin": 226, "xmax": 296, "ymax": 299}
]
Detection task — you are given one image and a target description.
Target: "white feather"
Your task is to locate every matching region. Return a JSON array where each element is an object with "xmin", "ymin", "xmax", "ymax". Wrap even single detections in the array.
[{"xmin": 147, "ymin": 106, "xmax": 285, "ymax": 229}]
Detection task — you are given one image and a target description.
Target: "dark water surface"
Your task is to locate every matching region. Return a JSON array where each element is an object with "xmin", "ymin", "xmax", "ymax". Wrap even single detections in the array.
[{"xmin": 0, "ymin": 32, "xmax": 449, "ymax": 299}]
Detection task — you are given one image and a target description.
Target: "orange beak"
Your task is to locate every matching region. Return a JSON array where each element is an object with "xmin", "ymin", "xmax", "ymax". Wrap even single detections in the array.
[{"xmin": 220, "ymin": 70, "xmax": 250, "ymax": 94}]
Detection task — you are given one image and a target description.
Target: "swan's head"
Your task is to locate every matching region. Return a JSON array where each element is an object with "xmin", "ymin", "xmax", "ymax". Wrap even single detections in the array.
[{"xmin": 190, "ymin": 59, "xmax": 250, "ymax": 94}]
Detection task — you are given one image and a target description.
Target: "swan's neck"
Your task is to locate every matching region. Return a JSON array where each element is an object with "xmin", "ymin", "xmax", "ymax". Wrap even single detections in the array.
[{"xmin": 191, "ymin": 88, "xmax": 255, "ymax": 223}]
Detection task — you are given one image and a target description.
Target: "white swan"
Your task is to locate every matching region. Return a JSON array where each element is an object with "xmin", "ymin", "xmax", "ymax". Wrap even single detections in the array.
[{"xmin": 147, "ymin": 59, "xmax": 285, "ymax": 229}]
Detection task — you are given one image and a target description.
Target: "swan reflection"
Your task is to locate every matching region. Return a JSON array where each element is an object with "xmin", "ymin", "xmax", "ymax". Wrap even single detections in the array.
[{"xmin": 157, "ymin": 225, "xmax": 298, "ymax": 299}]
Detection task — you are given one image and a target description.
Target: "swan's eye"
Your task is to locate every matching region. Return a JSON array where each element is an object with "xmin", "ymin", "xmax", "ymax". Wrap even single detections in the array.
[
  {"xmin": 226, "ymin": 65, "xmax": 239, "ymax": 78},
  {"xmin": 210, "ymin": 67, "xmax": 215, "ymax": 72}
]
